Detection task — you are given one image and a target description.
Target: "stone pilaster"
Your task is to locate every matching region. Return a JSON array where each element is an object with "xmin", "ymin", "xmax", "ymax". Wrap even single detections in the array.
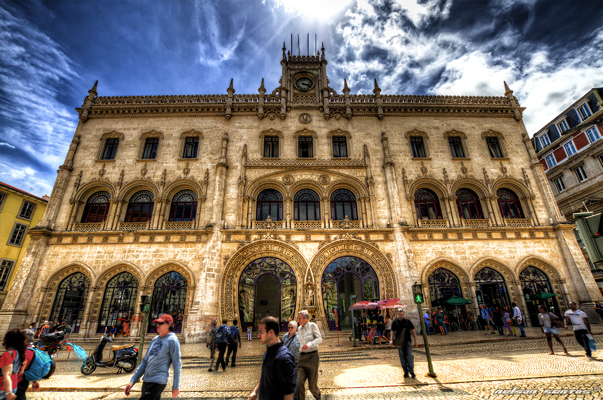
[
  {"xmin": 381, "ymin": 132, "xmax": 402, "ymax": 225},
  {"xmin": 211, "ymin": 133, "xmax": 229, "ymax": 224}
]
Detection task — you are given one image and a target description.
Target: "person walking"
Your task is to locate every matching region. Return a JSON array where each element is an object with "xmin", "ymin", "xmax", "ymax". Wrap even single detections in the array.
[
  {"xmin": 537, "ymin": 305, "xmax": 568, "ymax": 356},
  {"xmin": 248, "ymin": 316, "xmax": 296, "ymax": 400},
  {"xmin": 296, "ymin": 310, "xmax": 322, "ymax": 400},
  {"xmin": 564, "ymin": 302, "xmax": 594, "ymax": 360},
  {"xmin": 436, "ymin": 310, "xmax": 445, "ymax": 335},
  {"xmin": 283, "ymin": 321, "xmax": 300, "ymax": 399},
  {"xmin": 225, "ymin": 320, "xmax": 241, "ymax": 368},
  {"xmin": 480, "ymin": 305, "xmax": 495, "ymax": 335},
  {"xmin": 502, "ymin": 306, "xmax": 514, "ymax": 337},
  {"xmin": 16, "ymin": 329, "xmax": 42, "ymax": 400},
  {"xmin": 389, "ymin": 309, "xmax": 418, "ymax": 379},
  {"xmin": 1, "ymin": 329, "xmax": 26, "ymax": 400},
  {"xmin": 423, "ymin": 310, "xmax": 431, "ymax": 335},
  {"xmin": 511, "ymin": 303, "xmax": 526, "ymax": 337},
  {"xmin": 125, "ymin": 314, "xmax": 181, "ymax": 400},
  {"xmin": 206, "ymin": 320, "xmax": 217, "ymax": 372},
  {"xmin": 214, "ymin": 319, "xmax": 230, "ymax": 373},
  {"xmin": 594, "ymin": 301, "xmax": 603, "ymax": 321}
]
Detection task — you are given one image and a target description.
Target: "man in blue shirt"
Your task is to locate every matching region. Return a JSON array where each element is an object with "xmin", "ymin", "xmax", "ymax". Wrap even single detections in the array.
[
  {"xmin": 480, "ymin": 305, "xmax": 495, "ymax": 335},
  {"xmin": 249, "ymin": 316, "xmax": 295, "ymax": 400},
  {"xmin": 125, "ymin": 314, "xmax": 181, "ymax": 400},
  {"xmin": 423, "ymin": 310, "xmax": 431, "ymax": 335}
]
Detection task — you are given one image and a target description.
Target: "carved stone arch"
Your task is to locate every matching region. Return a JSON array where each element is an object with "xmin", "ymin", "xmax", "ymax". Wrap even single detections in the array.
[
  {"xmin": 139, "ymin": 130, "xmax": 164, "ymax": 140},
  {"xmin": 143, "ymin": 261, "xmax": 196, "ymax": 289},
  {"xmin": 100, "ymin": 130, "xmax": 125, "ymax": 140},
  {"xmin": 515, "ymin": 257, "xmax": 567, "ymax": 310},
  {"xmin": 421, "ymin": 259, "xmax": 471, "ymax": 310},
  {"xmin": 325, "ymin": 179, "xmax": 368, "ymax": 200},
  {"xmin": 404, "ymin": 129, "xmax": 428, "ymax": 139},
  {"xmin": 89, "ymin": 262, "xmax": 144, "ymax": 320},
  {"xmin": 180, "ymin": 129, "xmax": 203, "ymax": 139},
  {"xmin": 118, "ymin": 179, "xmax": 160, "ymax": 202},
  {"xmin": 45, "ymin": 262, "xmax": 96, "ymax": 290},
  {"xmin": 516, "ymin": 257, "xmax": 562, "ymax": 281},
  {"xmin": 407, "ymin": 177, "xmax": 449, "ymax": 200},
  {"xmin": 259, "ymin": 128, "xmax": 283, "ymax": 139},
  {"xmin": 289, "ymin": 181, "xmax": 327, "ymax": 200},
  {"xmin": 245, "ymin": 179, "xmax": 289, "ymax": 199},
  {"xmin": 39, "ymin": 263, "xmax": 95, "ymax": 322},
  {"xmin": 443, "ymin": 129, "xmax": 467, "ymax": 139},
  {"xmin": 469, "ymin": 257, "xmax": 516, "ymax": 282},
  {"xmin": 482, "ymin": 129, "xmax": 509, "ymax": 158},
  {"xmin": 74, "ymin": 180, "xmax": 116, "ymax": 203},
  {"xmin": 422, "ymin": 259, "xmax": 470, "ymax": 285},
  {"xmin": 308, "ymin": 239, "xmax": 398, "ymax": 319},
  {"xmin": 492, "ymin": 177, "xmax": 532, "ymax": 199},
  {"xmin": 220, "ymin": 240, "xmax": 308, "ymax": 320},
  {"xmin": 451, "ymin": 178, "xmax": 490, "ymax": 199},
  {"xmin": 162, "ymin": 179, "xmax": 204, "ymax": 201}
]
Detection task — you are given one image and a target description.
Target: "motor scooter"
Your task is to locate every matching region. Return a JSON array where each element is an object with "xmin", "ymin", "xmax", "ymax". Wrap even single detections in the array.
[
  {"xmin": 39, "ymin": 331, "xmax": 65, "ymax": 359},
  {"xmin": 81, "ymin": 330, "xmax": 138, "ymax": 375}
]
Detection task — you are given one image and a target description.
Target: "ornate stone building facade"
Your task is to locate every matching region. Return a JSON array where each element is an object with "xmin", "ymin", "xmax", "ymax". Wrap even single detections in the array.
[{"xmin": 1, "ymin": 47, "xmax": 601, "ymax": 341}]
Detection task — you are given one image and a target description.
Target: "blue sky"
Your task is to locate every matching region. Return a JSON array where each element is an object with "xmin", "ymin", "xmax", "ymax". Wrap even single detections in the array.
[{"xmin": 1, "ymin": 0, "xmax": 602, "ymax": 197}]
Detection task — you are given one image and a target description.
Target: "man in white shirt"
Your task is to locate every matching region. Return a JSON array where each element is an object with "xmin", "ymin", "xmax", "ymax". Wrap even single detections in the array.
[
  {"xmin": 296, "ymin": 310, "xmax": 322, "ymax": 400},
  {"xmin": 511, "ymin": 302, "xmax": 526, "ymax": 337},
  {"xmin": 564, "ymin": 302, "xmax": 593, "ymax": 360}
]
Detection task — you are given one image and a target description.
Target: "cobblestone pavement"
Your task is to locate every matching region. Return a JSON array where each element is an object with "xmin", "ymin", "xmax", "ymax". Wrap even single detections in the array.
[{"xmin": 24, "ymin": 332, "xmax": 603, "ymax": 399}]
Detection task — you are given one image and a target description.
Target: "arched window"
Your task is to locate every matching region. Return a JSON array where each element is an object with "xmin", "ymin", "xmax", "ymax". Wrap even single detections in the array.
[
  {"xmin": 125, "ymin": 191, "xmax": 154, "ymax": 222},
  {"xmin": 414, "ymin": 188, "xmax": 442, "ymax": 220},
  {"xmin": 520, "ymin": 266, "xmax": 559, "ymax": 326},
  {"xmin": 294, "ymin": 189, "xmax": 321, "ymax": 221},
  {"xmin": 330, "ymin": 189, "xmax": 358, "ymax": 220},
  {"xmin": 474, "ymin": 267, "xmax": 510, "ymax": 309},
  {"xmin": 97, "ymin": 272, "xmax": 138, "ymax": 332},
  {"xmin": 428, "ymin": 268, "xmax": 462, "ymax": 306},
  {"xmin": 148, "ymin": 271, "xmax": 188, "ymax": 333},
  {"xmin": 496, "ymin": 188, "xmax": 525, "ymax": 219},
  {"xmin": 50, "ymin": 272, "xmax": 91, "ymax": 333},
  {"xmin": 256, "ymin": 189, "xmax": 283, "ymax": 221},
  {"xmin": 81, "ymin": 191, "xmax": 110, "ymax": 223},
  {"xmin": 456, "ymin": 189, "xmax": 484, "ymax": 219},
  {"xmin": 169, "ymin": 190, "xmax": 197, "ymax": 222}
]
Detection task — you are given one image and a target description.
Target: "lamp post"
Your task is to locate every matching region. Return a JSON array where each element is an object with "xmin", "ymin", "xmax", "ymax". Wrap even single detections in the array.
[
  {"xmin": 412, "ymin": 283, "xmax": 436, "ymax": 377},
  {"xmin": 137, "ymin": 295, "xmax": 150, "ymax": 367},
  {"xmin": 349, "ymin": 294, "xmax": 357, "ymax": 347}
]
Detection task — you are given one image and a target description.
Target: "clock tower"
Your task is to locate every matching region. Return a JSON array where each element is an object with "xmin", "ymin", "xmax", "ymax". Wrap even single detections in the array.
[{"xmin": 279, "ymin": 42, "xmax": 332, "ymax": 118}]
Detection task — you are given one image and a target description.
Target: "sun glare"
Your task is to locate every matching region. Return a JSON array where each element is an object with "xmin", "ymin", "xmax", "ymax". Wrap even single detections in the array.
[{"xmin": 275, "ymin": 0, "xmax": 354, "ymax": 20}]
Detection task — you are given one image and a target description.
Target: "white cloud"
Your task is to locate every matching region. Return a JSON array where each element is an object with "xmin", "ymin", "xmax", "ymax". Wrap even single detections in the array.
[
  {"xmin": 0, "ymin": 142, "xmax": 16, "ymax": 149},
  {"xmin": 393, "ymin": 0, "xmax": 452, "ymax": 28}
]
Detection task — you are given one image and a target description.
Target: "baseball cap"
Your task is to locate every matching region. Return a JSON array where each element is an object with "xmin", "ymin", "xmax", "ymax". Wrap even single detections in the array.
[{"xmin": 153, "ymin": 314, "xmax": 174, "ymax": 324}]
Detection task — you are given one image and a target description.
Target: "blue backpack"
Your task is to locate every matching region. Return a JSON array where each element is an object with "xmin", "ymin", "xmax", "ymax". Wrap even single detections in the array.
[
  {"xmin": 215, "ymin": 325, "xmax": 228, "ymax": 344},
  {"xmin": 24, "ymin": 347, "xmax": 54, "ymax": 381},
  {"xmin": 227, "ymin": 326, "xmax": 239, "ymax": 344}
]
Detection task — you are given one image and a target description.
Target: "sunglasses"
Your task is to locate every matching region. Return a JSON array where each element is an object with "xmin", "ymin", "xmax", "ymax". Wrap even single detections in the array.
[
  {"xmin": 156, "ymin": 321, "xmax": 168, "ymax": 326},
  {"xmin": 288, "ymin": 327, "xmax": 295, "ymax": 329}
]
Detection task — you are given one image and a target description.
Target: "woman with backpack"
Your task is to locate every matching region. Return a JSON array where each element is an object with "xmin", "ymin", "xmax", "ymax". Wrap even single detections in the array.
[
  {"xmin": 0, "ymin": 329, "xmax": 26, "ymax": 400},
  {"xmin": 16, "ymin": 329, "xmax": 53, "ymax": 400},
  {"xmin": 206, "ymin": 320, "xmax": 217, "ymax": 372}
]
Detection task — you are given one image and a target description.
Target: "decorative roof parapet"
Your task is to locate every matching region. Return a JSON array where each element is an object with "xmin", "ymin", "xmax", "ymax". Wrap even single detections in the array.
[{"xmin": 78, "ymin": 90, "xmax": 517, "ymax": 120}]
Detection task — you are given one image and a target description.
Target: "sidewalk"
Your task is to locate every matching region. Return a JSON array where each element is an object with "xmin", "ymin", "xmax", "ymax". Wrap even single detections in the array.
[{"xmin": 56, "ymin": 324, "xmax": 603, "ymax": 361}]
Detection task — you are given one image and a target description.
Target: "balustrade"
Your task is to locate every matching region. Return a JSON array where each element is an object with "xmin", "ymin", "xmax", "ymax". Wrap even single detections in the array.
[
  {"xmin": 291, "ymin": 220, "xmax": 322, "ymax": 230},
  {"xmin": 118, "ymin": 221, "xmax": 150, "ymax": 231},
  {"xmin": 417, "ymin": 219, "xmax": 449, "ymax": 229},
  {"xmin": 461, "ymin": 219, "xmax": 491, "ymax": 228},
  {"xmin": 163, "ymin": 220, "xmax": 195, "ymax": 230},
  {"xmin": 504, "ymin": 218, "xmax": 533, "ymax": 228},
  {"xmin": 72, "ymin": 222, "xmax": 103, "ymax": 232},
  {"xmin": 330, "ymin": 219, "xmax": 362, "ymax": 229}
]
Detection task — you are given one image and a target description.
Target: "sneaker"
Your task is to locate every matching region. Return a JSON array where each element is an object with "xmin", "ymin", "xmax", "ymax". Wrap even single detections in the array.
[
  {"xmin": 410, "ymin": 373, "xmax": 416, "ymax": 379},
  {"xmin": 224, "ymin": 366, "xmax": 228, "ymax": 371},
  {"xmin": 208, "ymin": 368, "xmax": 213, "ymax": 372},
  {"xmin": 587, "ymin": 356, "xmax": 595, "ymax": 361},
  {"xmin": 403, "ymin": 373, "xmax": 409, "ymax": 378}
]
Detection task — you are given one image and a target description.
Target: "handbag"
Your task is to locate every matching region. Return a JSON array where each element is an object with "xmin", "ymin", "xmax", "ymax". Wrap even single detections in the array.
[{"xmin": 549, "ymin": 312, "xmax": 563, "ymax": 329}]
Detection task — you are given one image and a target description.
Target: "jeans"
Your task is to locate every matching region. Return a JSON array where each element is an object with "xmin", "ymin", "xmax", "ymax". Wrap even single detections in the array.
[
  {"xmin": 574, "ymin": 329, "xmax": 592, "ymax": 357},
  {"xmin": 216, "ymin": 342, "xmax": 228, "ymax": 371},
  {"xmin": 517, "ymin": 322, "xmax": 526, "ymax": 337},
  {"xmin": 397, "ymin": 342, "xmax": 414, "ymax": 375},
  {"xmin": 139, "ymin": 382, "xmax": 166, "ymax": 400},
  {"xmin": 225, "ymin": 343, "xmax": 238, "ymax": 367},
  {"xmin": 424, "ymin": 323, "xmax": 430, "ymax": 335}
]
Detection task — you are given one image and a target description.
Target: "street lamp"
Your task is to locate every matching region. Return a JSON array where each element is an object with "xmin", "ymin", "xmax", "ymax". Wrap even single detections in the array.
[
  {"xmin": 137, "ymin": 295, "xmax": 151, "ymax": 367},
  {"xmin": 412, "ymin": 283, "xmax": 436, "ymax": 377},
  {"xmin": 349, "ymin": 294, "xmax": 357, "ymax": 347}
]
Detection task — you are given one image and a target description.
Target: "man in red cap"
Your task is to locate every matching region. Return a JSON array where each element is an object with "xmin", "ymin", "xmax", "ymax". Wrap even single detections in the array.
[{"xmin": 125, "ymin": 314, "xmax": 181, "ymax": 399}]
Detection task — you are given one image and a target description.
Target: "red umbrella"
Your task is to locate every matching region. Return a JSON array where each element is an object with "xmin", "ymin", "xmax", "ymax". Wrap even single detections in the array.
[
  {"xmin": 379, "ymin": 298, "xmax": 407, "ymax": 309},
  {"xmin": 353, "ymin": 301, "xmax": 380, "ymax": 310}
]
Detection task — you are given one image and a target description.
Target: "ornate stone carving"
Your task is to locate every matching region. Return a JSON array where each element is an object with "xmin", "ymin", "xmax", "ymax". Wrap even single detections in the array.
[
  {"xmin": 141, "ymin": 163, "xmax": 148, "ymax": 178},
  {"xmin": 304, "ymin": 282, "xmax": 315, "ymax": 307},
  {"xmin": 299, "ymin": 113, "xmax": 312, "ymax": 124},
  {"xmin": 283, "ymin": 175, "xmax": 294, "ymax": 185},
  {"xmin": 98, "ymin": 164, "xmax": 106, "ymax": 178}
]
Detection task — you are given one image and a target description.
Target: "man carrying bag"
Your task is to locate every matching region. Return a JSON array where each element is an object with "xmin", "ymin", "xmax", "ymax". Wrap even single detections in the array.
[{"xmin": 389, "ymin": 309, "xmax": 418, "ymax": 379}]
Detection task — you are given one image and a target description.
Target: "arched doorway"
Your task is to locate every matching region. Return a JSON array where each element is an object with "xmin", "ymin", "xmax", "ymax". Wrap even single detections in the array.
[
  {"xmin": 474, "ymin": 267, "xmax": 510, "ymax": 310},
  {"xmin": 238, "ymin": 257, "xmax": 296, "ymax": 332},
  {"xmin": 50, "ymin": 272, "xmax": 91, "ymax": 333},
  {"xmin": 428, "ymin": 268, "xmax": 463, "ymax": 311},
  {"xmin": 520, "ymin": 266, "xmax": 560, "ymax": 326},
  {"xmin": 321, "ymin": 256, "xmax": 379, "ymax": 331},
  {"xmin": 97, "ymin": 272, "xmax": 139, "ymax": 333},
  {"xmin": 148, "ymin": 271, "xmax": 188, "ymax": 333}
]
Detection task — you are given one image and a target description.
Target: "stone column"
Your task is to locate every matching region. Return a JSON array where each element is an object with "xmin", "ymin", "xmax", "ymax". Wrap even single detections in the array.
[
  {"xmin": 515, "ymin": 281, "xmax": 531, "ymax": 327},
  {"xmin": 447, "ymin": 196, "xmax": 459, "ymax": 227},
  {"xmin": 285, "ymin": 197, "xmax": 292, "ymax": 228},
  {"xmin": 32, "ymin": 287, "xmax": 48, "ymax": 324},
  {"xmin": 78, "ymin": 286, "xmax": 97, "ymax": 338},
  {"xmin": 380, "ymin": 132, "xmax": 402, "ymax": 225},
  {"xmin": 66, "ymin": 200, "xmax": 83, "ymax": 230},
  {"xmin": 241, "ymin": 197, "xmax": 249, "ymax": 228},
  {"xmin": 484, "ymin": 196, "xmax": 498, "ymax": 226},
  {"xmin": 211, "ymin": 133, "xmax": 229, "ymax": 224}
]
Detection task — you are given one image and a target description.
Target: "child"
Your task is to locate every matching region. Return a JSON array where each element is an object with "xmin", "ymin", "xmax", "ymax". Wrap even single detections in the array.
[{"xmin": 247, "ymin": 325, "xmax": 253, "ymax": 341}]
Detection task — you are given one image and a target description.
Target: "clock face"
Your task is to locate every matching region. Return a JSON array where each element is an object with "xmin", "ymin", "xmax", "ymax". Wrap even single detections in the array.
[{"xmin": 295, "ymin": 77, "xmax": 313, "ymax": 91}]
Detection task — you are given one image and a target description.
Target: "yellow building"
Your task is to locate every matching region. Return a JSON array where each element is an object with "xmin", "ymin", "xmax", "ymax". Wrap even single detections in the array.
[{"xmin": 0, "ymin": 182, "xmax": 48, "ymax": 307}]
